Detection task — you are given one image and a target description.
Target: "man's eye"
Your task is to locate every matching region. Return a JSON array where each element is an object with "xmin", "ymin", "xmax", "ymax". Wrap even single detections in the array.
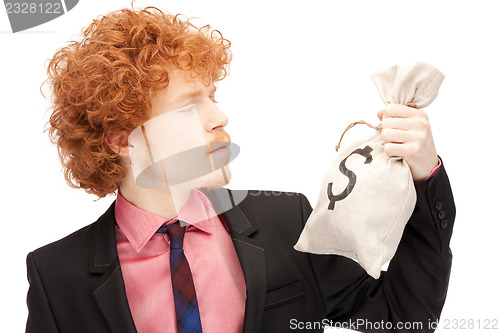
[{"xmin": 179, "ymin": 104, "xmax": 196, "ymax": 113}]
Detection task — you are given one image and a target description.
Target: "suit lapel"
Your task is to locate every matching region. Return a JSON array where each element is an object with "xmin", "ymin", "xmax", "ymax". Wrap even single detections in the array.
[
  {"xmin": 206, "ymin": 188, "xmax": 268, "ymax": 333},
  {"xmin": 89, "ymin": 203, "xmax": 137, "ymax": 333}
]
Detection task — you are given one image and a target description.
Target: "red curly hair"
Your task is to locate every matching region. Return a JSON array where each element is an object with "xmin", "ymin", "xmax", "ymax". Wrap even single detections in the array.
[{"xmin": 46, "ymin": 6, "xmax": 231, "ymax": 198}]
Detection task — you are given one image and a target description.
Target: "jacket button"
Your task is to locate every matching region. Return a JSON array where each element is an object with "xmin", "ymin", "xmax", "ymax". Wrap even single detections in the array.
[
  {"xmin": 435, "ymin": 201, "xmax": 443, "ymax": 211},
  {"xmin": 438, "ymin": 210, "xmax": 446, "ymax": 220},
  {"xmin": 440, "ymin": 219, "xmax": 449, "ymax": 229}
]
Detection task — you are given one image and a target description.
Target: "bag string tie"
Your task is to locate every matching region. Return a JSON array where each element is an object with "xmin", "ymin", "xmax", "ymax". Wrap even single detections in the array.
[{"xmin": 335, "ymin": 103, "xmax": 418, "ymax": 152}]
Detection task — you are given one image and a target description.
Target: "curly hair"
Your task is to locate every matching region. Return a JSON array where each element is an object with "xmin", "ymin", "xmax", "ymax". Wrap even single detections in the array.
[{"xmin": 45, "ymin": 6, "xmax": 231, "ymax": 198}]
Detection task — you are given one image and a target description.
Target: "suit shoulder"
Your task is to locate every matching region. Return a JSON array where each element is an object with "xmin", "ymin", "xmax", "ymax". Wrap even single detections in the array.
[
  {"xmin": 245, "ymin": 188, "xmax": 311, "ymax": 208},
  {"xmin": 29, "ymin": 202, "xmax": 115, "ymax": 261},
  {"xmin": 232, "ymin": 189, "xmax": 311, "ymax": 224},
  {"xmin": 30, "ymin": 222, "xmax": 94, "ymax": 258},
  {"xmin": 235, "ymin": 189, "xmax": 308, "ymax": 205}
]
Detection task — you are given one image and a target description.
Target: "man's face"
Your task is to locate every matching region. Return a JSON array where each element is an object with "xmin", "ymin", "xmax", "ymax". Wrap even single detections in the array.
[
  {"xmin": 150, "ymin": 70, "xmax": 230, "ymax": 146},
  {"xmin": 127, "ymin": 70, "xmax": 233, "ymax": 191}
]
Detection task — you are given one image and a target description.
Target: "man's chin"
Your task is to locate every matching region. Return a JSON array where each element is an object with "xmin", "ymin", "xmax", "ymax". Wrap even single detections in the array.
[{"xmin": 203, "ymin": 165, "xmax": 232, "ymax": 189}]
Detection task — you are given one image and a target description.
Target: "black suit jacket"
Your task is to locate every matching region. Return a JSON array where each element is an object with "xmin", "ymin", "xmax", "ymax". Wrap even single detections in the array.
[{"xmin": 26, "ymin": 166, "xmax": 455, "ymax": 333}]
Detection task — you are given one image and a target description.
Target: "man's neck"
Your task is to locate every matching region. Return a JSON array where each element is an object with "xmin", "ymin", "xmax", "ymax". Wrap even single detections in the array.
[{"xmin": 118, "ymin": 173, "xmax": 192, "ymax": 219}]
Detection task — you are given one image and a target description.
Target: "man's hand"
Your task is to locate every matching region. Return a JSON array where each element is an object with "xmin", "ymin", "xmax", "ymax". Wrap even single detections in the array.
[{"xmin": 377, "ymin": 104, "xmax": 439, "ymax": 183}]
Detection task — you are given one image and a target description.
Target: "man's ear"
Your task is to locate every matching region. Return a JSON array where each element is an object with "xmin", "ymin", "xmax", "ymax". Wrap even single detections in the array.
[{"xmin": 106, "ymin": 132, "xmax": 130, "ymax": 156}]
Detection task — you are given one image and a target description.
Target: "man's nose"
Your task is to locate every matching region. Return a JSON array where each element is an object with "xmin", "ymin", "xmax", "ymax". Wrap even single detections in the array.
[{"xmin": 206, "ymin": 104, "xmax": 228, "ymax": 132}]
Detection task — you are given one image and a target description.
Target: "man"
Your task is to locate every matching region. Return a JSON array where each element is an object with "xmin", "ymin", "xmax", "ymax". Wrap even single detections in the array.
[{"xmin": 26, "ymin": 6, "xmax": 455, "ymax": 333}]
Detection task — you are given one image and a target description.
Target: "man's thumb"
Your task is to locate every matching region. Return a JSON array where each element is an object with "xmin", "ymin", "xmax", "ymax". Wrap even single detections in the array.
[{"xmin": 377, "ymin": 109, "xmax": 384, "ymax": 121}]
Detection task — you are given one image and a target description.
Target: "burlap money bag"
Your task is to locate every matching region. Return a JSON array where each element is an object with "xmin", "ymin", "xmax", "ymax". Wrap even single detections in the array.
[{"xmin": 294, "ymin": 62, "xmax": 444, "ymax": 279}]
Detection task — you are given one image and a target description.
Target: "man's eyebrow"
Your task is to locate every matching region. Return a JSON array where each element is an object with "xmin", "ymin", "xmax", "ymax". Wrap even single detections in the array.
[{"xmin": 173, "ymin": 86, "xmax": 217, "ymax": 104}]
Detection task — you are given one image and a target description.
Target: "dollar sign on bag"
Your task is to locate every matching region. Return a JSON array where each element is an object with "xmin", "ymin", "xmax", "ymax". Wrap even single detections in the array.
[{"xmin": 327, "ymin": 145, "xmax": 373, "ymax": 210}]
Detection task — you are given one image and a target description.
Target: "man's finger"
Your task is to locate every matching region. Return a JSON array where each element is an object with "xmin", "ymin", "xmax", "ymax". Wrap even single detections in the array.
[
  {"xmin": 381, "ymin": 117, "xmax": 415, "ymax": 131},
  {"xmin": 383, "ymin": 103, "xmax": 420, "ymax": 119},
  {"xmin": 383, "ymin": 142, "xmax": 408, "ymax": 158},
  {"xmin": 381, "ymin": 128, "xmax": 414, "ymax": 144}
]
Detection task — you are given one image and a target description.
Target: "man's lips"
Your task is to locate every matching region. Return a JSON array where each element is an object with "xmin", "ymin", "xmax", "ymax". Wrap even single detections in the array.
[{"xmin": 209, "ymin": 142, "xmax": 230, "ymax": 154}]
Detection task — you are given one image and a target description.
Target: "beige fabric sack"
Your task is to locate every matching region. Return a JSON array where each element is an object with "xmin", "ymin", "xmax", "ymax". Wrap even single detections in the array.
[{"xmin": 294, "ymin": 62, "xmax": 444, "ymax": 279}]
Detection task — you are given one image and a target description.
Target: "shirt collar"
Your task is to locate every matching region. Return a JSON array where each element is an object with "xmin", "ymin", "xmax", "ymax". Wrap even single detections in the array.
[{"xmin": 115, "ymin": 189, "xmax": 214, "ymax": 253}]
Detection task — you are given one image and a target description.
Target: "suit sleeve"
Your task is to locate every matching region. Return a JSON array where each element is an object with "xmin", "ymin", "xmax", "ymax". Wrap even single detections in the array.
[
  {"xmin": 26, "ymin": 252, "xmax": 60, "ymax": 333},
  {"xmin": 303, "ymin": 163, "xmax": 455, "ymax": 332}
]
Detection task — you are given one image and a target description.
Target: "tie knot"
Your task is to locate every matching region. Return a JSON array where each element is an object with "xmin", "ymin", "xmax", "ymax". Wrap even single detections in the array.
[{"xmin": 166, "ymin": 221, "xmax": 185, "ymax": 249}]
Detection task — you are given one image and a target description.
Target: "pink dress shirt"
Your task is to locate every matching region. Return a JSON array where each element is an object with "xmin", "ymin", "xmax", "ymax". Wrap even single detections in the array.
[{"xmin": 115, "ymin": 189, "xmax": 246, "ymax": 333}]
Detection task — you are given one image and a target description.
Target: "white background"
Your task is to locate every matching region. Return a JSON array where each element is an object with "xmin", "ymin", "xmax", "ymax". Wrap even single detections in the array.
[{"xmin": 1, "ymin": 0, "xmax": 499, "ymax": 332}]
